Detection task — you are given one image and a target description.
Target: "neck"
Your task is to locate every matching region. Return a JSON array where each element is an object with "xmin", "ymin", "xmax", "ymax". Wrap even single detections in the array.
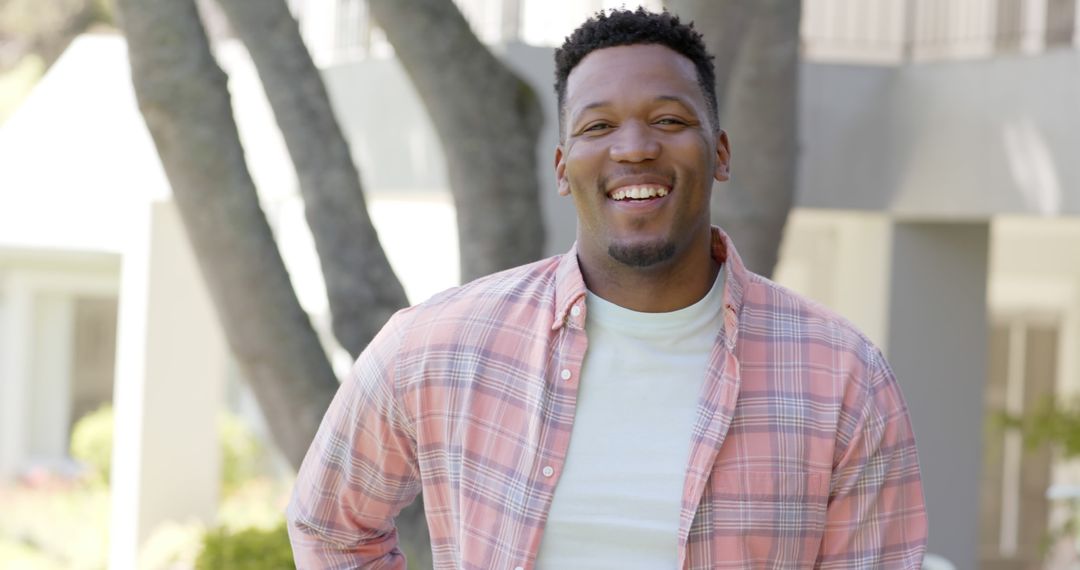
[{"xmin": 578, "ymin": 233, "xmax": 720, "ymax": 313}]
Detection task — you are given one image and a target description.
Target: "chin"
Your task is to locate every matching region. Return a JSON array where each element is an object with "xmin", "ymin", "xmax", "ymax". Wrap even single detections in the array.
[{"xmin": 607, "ymin": 239, "xmax": 676, "ymax": 268}]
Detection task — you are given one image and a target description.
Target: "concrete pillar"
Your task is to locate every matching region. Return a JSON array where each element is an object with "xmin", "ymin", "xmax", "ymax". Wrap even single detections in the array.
[
  {"xmin": 108, "ymin": 199, "xmax": 226, "ymax": 568},
  {"xmin": 0, "ymin": 273, "xmax": 32, "ymax": 479},
  {"xmin": 886, "ymin": 221, "xmax": 990, "ymax": 570}
]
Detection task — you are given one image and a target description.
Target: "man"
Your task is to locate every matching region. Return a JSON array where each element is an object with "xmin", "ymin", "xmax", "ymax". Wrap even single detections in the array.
[{"xmin": 288, "ymin": 8, "xmax": 927, "ymax": 569}]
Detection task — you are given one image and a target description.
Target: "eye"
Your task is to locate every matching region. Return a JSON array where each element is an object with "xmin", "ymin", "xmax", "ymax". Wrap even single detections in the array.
[
  {"xmin": 654, "ymin": 117, "xmax": 688, "ymax": 127},
  {"xmin": 582, "ymin": 122, "xmax": 613, "ymax": 133}
]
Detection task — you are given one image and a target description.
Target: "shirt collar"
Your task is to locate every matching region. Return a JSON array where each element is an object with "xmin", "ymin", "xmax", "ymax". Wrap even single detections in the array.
[
  {"xmin": 552, "ymin": 241, "xmax": 588, "ymax": 331},
  {"xmin": 552, "ymin": 226, "xmax": 749, "ymax": 351}
]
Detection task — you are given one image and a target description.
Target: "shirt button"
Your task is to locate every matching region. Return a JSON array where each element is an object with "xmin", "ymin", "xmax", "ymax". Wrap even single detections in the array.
[
  {"xmin": 560, "ymin": 369, "xmax": 572, "ymax": 381},
  {"xmin": 542, "ymin": 466, "xmax": 554, "ymax": 477},
  {"xmin": 570, "ymin": 305, "xmax": 581, "ymax": 317}
]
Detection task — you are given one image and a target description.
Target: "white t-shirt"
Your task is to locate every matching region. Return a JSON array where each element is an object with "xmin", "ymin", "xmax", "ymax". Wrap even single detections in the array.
[{"xmin": 535, "ymin": 268, "xmax": 725, "ymax": 569}]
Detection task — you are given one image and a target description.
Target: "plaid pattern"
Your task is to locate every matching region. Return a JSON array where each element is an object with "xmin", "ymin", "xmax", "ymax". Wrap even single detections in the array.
[{"xmin": 287, "ymin": 227, "xmax": 927, "ymax": 569}]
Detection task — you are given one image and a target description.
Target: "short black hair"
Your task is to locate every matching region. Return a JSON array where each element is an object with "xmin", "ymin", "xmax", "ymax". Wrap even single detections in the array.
[{"xmin": 554, "ymin": 7, "xmax": 718, "ymax": 137}]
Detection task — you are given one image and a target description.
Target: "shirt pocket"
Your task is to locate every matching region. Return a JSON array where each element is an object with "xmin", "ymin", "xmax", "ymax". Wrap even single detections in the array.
[{"xmin": 706, "ymin": 469, "xmax": 830, "ymax": 566}]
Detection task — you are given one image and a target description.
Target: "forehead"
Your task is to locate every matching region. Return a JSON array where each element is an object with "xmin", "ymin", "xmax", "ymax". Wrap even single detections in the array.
[{"xmin": 564, "ymin": 44, "xmax": 705, "ymax": 112}]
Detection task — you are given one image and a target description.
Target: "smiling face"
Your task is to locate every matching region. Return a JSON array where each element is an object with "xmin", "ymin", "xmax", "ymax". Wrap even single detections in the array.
[{"xmin": 556, "ymin": 43, "xmax": 730, "ymax": 279}]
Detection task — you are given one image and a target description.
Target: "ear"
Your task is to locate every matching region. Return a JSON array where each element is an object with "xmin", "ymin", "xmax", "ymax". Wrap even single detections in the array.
[
  {"xmin": 555, "ymin": 145, "xmax": 571, "ymax": 196},
  {"xmin": 714, "ymin": 130, "xmax": 731, "ymax": 182}
]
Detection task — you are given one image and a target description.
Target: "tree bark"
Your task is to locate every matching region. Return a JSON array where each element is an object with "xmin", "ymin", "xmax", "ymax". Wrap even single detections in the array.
[
  {"xmin": 666, "ymin": 0, "xmax": 800, "ymax": 277},
  {"xmin": 114, "ymin": 0, "xmax": 338, "ymax": 468},
  {"xmin": 663, "ymin": 0, "xmax": 753, "ymax": 105},
  {"xmin": 368, "ymin": 0, "xmax": 546, "ymax": 282},
  {"xmin": 214, "ymin": 0, "xmax": 409, "ymax": 358}
]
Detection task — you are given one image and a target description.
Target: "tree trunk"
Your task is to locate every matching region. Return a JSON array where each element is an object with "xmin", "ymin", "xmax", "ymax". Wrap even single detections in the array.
[
  {"xmin": 114, "ymin": 0, "xmax": 338, "ymax": 469},
  {"xmin": 662, "ymin": 0, "xmax": 753, "ymax": 101},
  {"xmin": 368, "ymin": 0, "xmax": 546, "ymax": 282},
  {"xmin": 666, "ymin": 0, "xmax": 800, "ymax": 277},
  {"xmin": 214, "ymin": 0, "xmax": 409, "ymax": 359},
  {"xmin": 117, "ymin": 1, "xmax": 432, "ymax": 564}
]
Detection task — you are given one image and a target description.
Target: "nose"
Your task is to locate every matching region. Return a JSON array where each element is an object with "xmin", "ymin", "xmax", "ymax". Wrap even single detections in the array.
[{"xmin": 608, "ymin": 121, "xmax": 660, "ymax": 163}]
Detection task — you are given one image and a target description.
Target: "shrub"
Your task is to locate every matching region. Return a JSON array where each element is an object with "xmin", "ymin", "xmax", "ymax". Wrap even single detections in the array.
[
  {"xmin": 195, "ymin": 522, "xmax": 295, "ymax": 570},
  {"xmin": 68, "ymin": 405, "xmax": 265, "ymax": 492},
  {"xmin": 219, "ymin": 413, "xmax": 264, "ymax": 493},
  {"xmin": 69, "ymin": 405, "xmax": 114, "ymax": 486}
]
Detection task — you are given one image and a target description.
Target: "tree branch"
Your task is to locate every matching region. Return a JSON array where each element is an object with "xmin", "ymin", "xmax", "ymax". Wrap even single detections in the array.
[
  {"xmin": 368, "ymin": 0, "xmax": 546, "ymax": 281},
  {"xmin": 215, "ymin": 0, "xmax": 409, "ymax": 359}
]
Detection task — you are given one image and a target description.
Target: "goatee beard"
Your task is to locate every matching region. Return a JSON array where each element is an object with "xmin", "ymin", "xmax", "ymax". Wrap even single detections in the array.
[{"xmin": 608, "ymin": 240, "xmax": 676, "ymax": 267}]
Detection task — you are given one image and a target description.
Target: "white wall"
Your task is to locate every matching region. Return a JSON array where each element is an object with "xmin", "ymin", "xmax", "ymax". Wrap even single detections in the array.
[{"xmin": 800, "ymin": 51, "xmax": 1080, "ymax": 217}]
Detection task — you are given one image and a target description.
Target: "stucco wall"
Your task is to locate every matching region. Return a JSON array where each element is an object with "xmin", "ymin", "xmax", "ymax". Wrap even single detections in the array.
[{"xmin": 799, "ymin": 51, "xmax": 1080, "ymax": 217}]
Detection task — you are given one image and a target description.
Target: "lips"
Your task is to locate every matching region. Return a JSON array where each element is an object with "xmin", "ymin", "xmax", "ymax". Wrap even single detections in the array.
[
  {"xmin": 608, "ymin": 185, "xmax": 670, "ymax": 201},
  {"xmin": 604, "ymin": 172, "xmax": 674, "ymax": 201}
]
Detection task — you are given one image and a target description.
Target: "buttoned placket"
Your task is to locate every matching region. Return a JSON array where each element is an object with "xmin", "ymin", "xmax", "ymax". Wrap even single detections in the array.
[{"xmin": 519, "ymin": 299, "xmax": 588, "ymax": 570}]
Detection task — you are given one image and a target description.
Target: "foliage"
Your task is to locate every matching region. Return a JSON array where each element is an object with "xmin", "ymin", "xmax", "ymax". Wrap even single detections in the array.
[
  {"xmin": 195, "ymin": 522, "xmax": 295, "ymax": 570},
  {"xmin": 69, "ymin": 404, "xmax": 114, "ymax": 486},
  {"xmin": 69, "ymin": 404, "xmax": 267, "ymax": 491},
  {"xmin": 1003, "ymin": 396, "xmax": 1080, "ymax": 457},
  {"xmin": 0, "ymin": 0, "xmax": 115, "ymax": 121},
  {"xmin": 0, "ymin": 537, "xmax": 65, "ymax": 569},
  {"xmin": 219, "ymin": 412, "xmax": 266, "ymax": 494},
  {"xmin": 217, "ymin": 477, "xmax": 293, "ymax": 530},
  {"xmin": 0, "ymin": 0, "xmax": 114, "ymax": 69},
  {"xmin": 1, "ymin": 475, "xmax": 296, "ymax": 570},
  {"xmin": 1004, "ymin": 396, "xmax": 1080, "ymax": 556},
  {"xmin": 139, "ymin": 519, "xmax": 206, "ymax": 570},
  {"xmin": 0, "ymin": 484, "xmax": 110, "ymax": 569}
]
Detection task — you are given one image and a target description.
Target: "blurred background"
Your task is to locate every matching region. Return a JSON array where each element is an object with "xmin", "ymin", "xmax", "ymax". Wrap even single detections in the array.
[{"xmin": 1, "ymin": 0, "xmax": 1079, "ymax": 568}]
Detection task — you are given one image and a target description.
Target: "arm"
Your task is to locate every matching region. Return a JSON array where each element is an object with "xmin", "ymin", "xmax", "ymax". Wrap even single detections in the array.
[
  {"xmin": 287, "ymin": 312, "xmax": 421, "ymax": 569},
  {"xmin": 817, "ymin": 350, "xmax": 928, "ymax": 569}
]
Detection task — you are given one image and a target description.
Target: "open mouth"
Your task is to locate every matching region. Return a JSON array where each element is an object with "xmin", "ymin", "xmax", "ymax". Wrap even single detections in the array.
[{"xmin": 607, "ymin": 185, "xmax": 670, "ymax": 202}]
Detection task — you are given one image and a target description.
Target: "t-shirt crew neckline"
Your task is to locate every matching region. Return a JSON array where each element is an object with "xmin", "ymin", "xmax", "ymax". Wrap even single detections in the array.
[{"xmin": 584, "ymin": 265, "xmax": 725, "ymax": 339}]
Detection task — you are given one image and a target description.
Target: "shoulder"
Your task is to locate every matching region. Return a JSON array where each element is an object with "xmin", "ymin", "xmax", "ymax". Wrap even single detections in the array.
[
  {"xmin": 741, "ymin": 273, "xmax": 908, "ymax": 419},
  {"xmin": 738, "ymin": 274, "xmax": 911, "ymax": 448},
  {"xmin": 739, "ymin": 272, "xmax": 883, "ymax": 372}
]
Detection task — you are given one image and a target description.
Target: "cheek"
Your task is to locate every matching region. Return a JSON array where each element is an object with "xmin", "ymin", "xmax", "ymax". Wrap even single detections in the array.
[
  {"xmin": 671, "ymin": 140, "xmax": 717, "ymax": 184},
  {"xmin": 565, "ymin": 141, "xmax": 607, "ymax": 174}
]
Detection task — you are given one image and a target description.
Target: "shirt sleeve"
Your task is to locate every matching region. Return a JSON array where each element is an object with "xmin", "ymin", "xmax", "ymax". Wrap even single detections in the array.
[
  {"xmin": 817, "ymin": 349, "xmax": 928, "ymax": 569},
  {"xmin": 286, "ymin": 311, "xmax": 422, "ymax": 569}
]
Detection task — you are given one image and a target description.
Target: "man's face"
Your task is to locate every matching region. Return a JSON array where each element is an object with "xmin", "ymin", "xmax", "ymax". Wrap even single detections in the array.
[{"xmin": 556, "ymin": 43, "xmax": 730, "ymax": 271}]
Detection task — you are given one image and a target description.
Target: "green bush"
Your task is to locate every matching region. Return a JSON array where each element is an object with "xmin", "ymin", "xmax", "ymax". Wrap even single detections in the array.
[
  {"xmin": 68, "ymin": 405, "xmax": 266, "ymax": 491},
  {"xmin": 196, "ymin": 522, "xmax": 295, "ymax": 570},
  {"xmin": 1009, "ymin": 396, "xmax": 1080, "ymax": 457},
  {"xmin": 69, "ymin": 404, "xmax": 114, "ymax": 485},
  {"xmin": 219, "ymin": 413, "xmax": 264, "ymax": 493}
]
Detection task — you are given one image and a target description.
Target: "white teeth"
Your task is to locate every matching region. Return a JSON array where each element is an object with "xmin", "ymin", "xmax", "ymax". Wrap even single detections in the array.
[{"xmin": 610, "ymin": 185, "xmax": 669, "ymax": 201}]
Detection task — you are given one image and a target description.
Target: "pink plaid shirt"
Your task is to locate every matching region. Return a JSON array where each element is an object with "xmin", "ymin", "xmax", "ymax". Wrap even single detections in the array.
[{"xmin": 287, "ymin": 227, "xmax": 928, "ymax": 569}]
